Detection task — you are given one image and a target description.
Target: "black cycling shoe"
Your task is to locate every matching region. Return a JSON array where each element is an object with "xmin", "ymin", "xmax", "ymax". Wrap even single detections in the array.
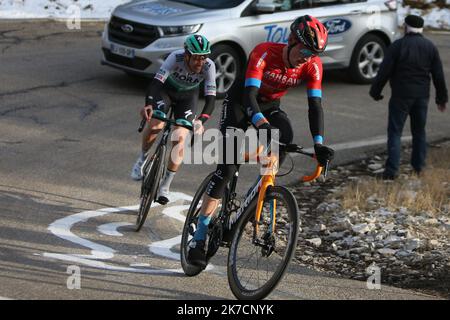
[
  {"xmin": 156, "ymin": 196, "xmax": 169, "ymax": 205},
  {"xmin": 187, "ymin": 240, "xmax": 207, "ymax": 269}
]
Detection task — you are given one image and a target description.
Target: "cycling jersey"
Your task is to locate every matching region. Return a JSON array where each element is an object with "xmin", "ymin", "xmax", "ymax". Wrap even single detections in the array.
[
  {"xmin": 245, "ymin": 42, "xmax": 322, "ymax": 104},
  {"xmin": 205, "ymin": 42, "xmax": 327, "ymax": 200},
  {"xmin": 155, "ymin": 49, "xmax": 216, "ymax": 96},
  {"xmin": 147, "ymin": 49, "xmax": 217, "ymax": 124},
  {"xmin": 243, "ymin": 42, "xmax": 324, "ymax": 144}
]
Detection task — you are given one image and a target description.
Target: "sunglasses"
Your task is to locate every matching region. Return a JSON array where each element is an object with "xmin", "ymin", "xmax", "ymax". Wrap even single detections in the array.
[{"xmin": 190, "ymin": 54, "xmax": 209, "ymax": 61}]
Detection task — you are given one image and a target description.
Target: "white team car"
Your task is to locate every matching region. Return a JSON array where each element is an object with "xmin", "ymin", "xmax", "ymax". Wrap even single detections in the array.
[{"xmin": 101, "ymin": 0, "xmax": 398, "ymax": 97}]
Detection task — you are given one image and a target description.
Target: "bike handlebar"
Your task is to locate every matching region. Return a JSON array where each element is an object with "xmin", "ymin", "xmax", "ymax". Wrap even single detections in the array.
[
  {"xmin": 302, "ymin": 165, "xmax": 323, "ymax": 182},
  {"xmin": 284, "ymin": 144, "xmax": 330, "ymax": 182},
  {"xmin": 244, "ymin": 143, "xmax": 329, "ymax": 182},
  {"xmin": 138, "ymin": 118, "xmax": 147, "ymax": 133}
]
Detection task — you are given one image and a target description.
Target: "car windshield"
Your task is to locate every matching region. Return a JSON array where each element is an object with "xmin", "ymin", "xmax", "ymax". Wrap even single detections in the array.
[{"xmin": 169, "ymin": 0, "xmax": 246, "ymax": 9}]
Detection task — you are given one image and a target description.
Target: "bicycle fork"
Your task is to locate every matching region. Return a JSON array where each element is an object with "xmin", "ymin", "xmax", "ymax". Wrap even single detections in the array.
[{"xmin": 252, "ymin": 155, "xmax": 278, "ymax": 252}]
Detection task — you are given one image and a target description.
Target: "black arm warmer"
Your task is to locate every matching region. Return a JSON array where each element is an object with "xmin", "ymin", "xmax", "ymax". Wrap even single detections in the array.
[
  {"xmin": 242, "ymin": 86, "xmax": 261, "ymax": 117},
  {"xmin": 145, "ymin": 78, "xmax": 164, "ymax": 106},
  {"xmin": 198, "ymin": 95, "xmax": 216, "ymax": 123},
  {"xmin": 307, "ymin": 97, "xmax": 324, "ymax": 139}
]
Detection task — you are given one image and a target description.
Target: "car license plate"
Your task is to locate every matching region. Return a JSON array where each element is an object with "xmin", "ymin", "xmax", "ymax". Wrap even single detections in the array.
[{"xmin": 110, "ymin": 44, "xmax": 135, "ymax": 58}]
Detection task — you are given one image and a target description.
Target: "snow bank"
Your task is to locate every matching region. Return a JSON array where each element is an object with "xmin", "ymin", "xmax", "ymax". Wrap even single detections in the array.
[
  {"xmin": 398, "ymin": 1, "xmax": 450, "ymax": 29},
  {"xmin": 0, "ymin": 0, "xmax": 449, "ymax": 30},
  {"xmin": 0, "ymin": 0, "xmax": 130, "ymax": 19}
]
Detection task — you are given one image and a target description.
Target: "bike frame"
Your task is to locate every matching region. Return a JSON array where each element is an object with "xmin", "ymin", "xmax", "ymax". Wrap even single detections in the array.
[
  {"xmin": 218, "ymin": 154, "xmax": 280, "ymax": 244},
  {"xmin": 141, "ymin": 110, "xmax": 173, "ymax": 170},
  {"xmin": 218, "ymin": 145, "xmax": 323, "ymax": 243}
]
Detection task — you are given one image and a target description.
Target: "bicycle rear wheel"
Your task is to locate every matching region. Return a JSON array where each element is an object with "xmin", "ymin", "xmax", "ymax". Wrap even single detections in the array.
[
  {"xmin": 180, "ymin": 172, "xmax": 215, "ymax": 276},
  {"xmin": 227, "ymin": 186, "xmax": 299, "ymax": 300},
  {"xmin": 135, "ymin": 147, "xmax": 165, "ymax": 232}
]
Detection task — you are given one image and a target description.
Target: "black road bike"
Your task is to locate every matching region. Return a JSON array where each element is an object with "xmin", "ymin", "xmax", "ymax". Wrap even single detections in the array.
[
  {"xmin": 180, "ymin": 143, "xmax": 328, "ymax": 299},
  {"xmin": 135, "ymin": 110, "xmax": 192, "ymax": 231}
]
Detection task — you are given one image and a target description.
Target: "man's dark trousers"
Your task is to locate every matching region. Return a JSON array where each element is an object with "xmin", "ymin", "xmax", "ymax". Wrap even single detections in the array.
[{"xmin": 385, "ymin": 97, "xmax": 428, "ymax": 177}]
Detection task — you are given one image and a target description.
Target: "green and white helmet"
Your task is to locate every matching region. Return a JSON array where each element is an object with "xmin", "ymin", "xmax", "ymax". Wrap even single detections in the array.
[{"xmin": 184, "ymin": 35, "xmax": 211, "ymax": 55}]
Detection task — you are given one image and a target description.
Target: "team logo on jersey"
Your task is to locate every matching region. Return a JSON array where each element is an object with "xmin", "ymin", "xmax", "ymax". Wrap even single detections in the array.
[
  {"xmin": 175, "ymin": 54, "xmax": 184, "ymax": 62},
  {"xmin": 264, "ymin": 71, "xmax": 299, "ymax": 86},
  {"xmin": 184, "ymin": 110, "xmax": 193, "ymax": 119},
  {"xmin": 205, "ymin": 84, "xmax": 216, "ymax": 96},
  {"xmin": 156, "ymin": 100, "xmax": 165, "ymax": 108},
  {"xmin": 172, "ymin": 71, "xmax": 201, "ymax": 84},
  {"xmin": 256, "ymin": 52, "xmax": 268, "ymax": 69},
  {"xmin": 155, "ymin": 69, "xmax": 167, "ymax": 82},
  {"xmin": 203, "ymin": 61, "xmax": 211, "ymax": 71},
  {"xmin": 312, "ymin": 63, "xmax": 321, "ymax": 81}
]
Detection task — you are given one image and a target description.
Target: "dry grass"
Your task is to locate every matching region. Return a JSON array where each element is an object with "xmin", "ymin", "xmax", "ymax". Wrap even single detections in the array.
[{"xmin": 340, "ymin": 144, "xmax": 450, "ymax": 215}]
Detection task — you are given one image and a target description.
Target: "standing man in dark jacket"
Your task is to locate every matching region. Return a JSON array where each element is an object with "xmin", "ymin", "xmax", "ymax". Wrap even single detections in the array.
[{"xmin": 370, "ymin": 14, "xmax": 447, "ymax": 180}]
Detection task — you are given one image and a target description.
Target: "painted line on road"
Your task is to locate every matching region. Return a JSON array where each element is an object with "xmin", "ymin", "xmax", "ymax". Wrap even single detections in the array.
[
  {"xmin": 149, "ymin": 235, "xmax": 182, "ymax": 261},
  {"xmin": 43, "ymin": 192, "xmax": 195, "ymax": 275},
  {"xmin": 97, "ymin": 222, "xmax": 134, "ymax": 237},
  {"xmin": 148, "ymin": 202, "xmax": 216, "ymax": 272},
  {"xmin": 148, "ymin": 204, "xmax": 190, "ymax": 261},
  {"xmin": 0, "ymin": 296, "xmax": 13, "ymax": 300},
  {"xmin": 43, "ymin": 191, "xmax": 216, "ymax": 274}
]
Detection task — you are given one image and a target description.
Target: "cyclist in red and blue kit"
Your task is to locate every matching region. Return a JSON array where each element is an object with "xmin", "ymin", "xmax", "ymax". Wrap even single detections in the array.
[{"xmin": 188, "ymin": 15, "xmax": 335, "ymax": 269}]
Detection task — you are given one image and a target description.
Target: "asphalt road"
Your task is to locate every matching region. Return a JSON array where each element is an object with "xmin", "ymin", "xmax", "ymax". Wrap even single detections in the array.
[{"xmin": 0, "ymin": 20, "xmax": 449, "ymax": 300}]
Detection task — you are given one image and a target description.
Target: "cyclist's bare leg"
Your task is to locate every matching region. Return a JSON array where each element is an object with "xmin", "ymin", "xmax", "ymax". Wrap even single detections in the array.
[
  {"xmin": 167, "ymin": 125, "xmax": 190, "ymax": 172},
  {"xmin": 156, "ymin": 125, "xmax": 190, "ymax": 201},
  {"xmin": 200, "ymin": 194, "xmax": 220, "ymax": 217},
  {"xmin": 191, "ymin": 194, "xmax": 220, "ymax": 243},
  {"xmin": 142, "ymin": 118, "xmax": 165, "ymax": 153}
]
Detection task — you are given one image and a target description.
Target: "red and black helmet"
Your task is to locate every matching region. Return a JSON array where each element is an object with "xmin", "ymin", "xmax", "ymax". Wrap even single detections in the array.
[{"xmin": 290, "ymin": 15, "xmax": 328, "ymax": 54}]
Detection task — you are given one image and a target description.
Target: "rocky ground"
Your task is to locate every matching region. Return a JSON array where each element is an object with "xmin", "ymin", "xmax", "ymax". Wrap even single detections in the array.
[{"xmin": 290, "ymin": 140, "xmax": 450, "ymax": 299}]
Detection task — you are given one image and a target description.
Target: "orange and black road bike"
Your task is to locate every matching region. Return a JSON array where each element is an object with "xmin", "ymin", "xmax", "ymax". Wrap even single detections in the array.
[{"xmin": 180, "ymin": 143, "xmax": 329, "ymax": 300}]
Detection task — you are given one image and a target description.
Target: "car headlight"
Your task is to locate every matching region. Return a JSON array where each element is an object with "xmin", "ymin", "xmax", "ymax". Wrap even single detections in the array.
[{"xmin": 158, "ymin": 24, "xmax": 202, "ymax": 37}]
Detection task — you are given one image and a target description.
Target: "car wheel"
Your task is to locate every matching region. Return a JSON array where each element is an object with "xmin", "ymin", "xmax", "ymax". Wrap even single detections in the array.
[
  {"xmin": 210, "ymin": 44, "xmax": 242, "ymax": 99},
  {"xmin": 349, "ymin": 34, "xmax": 387, "ymax": 84}
]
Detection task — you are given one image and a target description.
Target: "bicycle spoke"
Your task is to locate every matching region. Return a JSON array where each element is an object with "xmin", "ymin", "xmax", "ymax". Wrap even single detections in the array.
[
  {"xmin": 228, "ymin": 186, "xmax": 299, "ymax": 299},
  {"xmin": 235, "ymin": 247, "xmax": 258, "ymax": 273}
]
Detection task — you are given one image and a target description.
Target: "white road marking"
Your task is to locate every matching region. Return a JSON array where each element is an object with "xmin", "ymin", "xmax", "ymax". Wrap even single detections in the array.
[
  {"xmin": 148, "ymin": 204, "xmax": 189, "ymax": 261},
  {"xmin": 149, "ymin": 235, "xmax": 182, "ymax": 261},
  {"xmin": 149, "ymin": 203, "xmax": 216, "ymax": 272},
  {"xmin": 0, "ymin": 296, "xmax": 13, "ymax": 300},
  {"xmin": 43, "ymin": 193, "xmax": 194, "ymax": 274},
  {"xmin": 46, "ymin": 205, "xmax": 141, "ymax": 260},
  {"xmin": 97, "ymin": 222, "xmax": 134, "ymax": 237},
  {"xmin": 43, "ymin": 252, "xmax": 183, "ymax": 274}
]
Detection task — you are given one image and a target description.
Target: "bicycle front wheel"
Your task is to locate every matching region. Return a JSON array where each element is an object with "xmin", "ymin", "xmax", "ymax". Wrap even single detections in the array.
[
  {"xmin": 227, "ymin": 186, "xmax": 299, "ymax": 300},
  {"xmin": 180, "ymin": 172, "xmax": 215, "ymax": 276},
  {"xmin": 135, "ymin": 147, "xmax": 165, "ymax": 231}
]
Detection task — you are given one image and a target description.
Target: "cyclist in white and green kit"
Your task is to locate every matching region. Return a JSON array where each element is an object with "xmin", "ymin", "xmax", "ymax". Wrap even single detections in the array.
[{"xmin": 131, "ymin": 35, "xmax": 217, "ymax": 205}]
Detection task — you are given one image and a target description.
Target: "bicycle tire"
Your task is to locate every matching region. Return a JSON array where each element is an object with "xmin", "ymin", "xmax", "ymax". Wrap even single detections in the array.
[
  {"xmin": 135, "ymin": 146, "xmax": 165, "ymax": 232},
  {"xmin": 227, "ymin": 186, "xmax": 299, "ymax": 300},
  {"xmin": 180, "ymin": 172, "xmax": 215, "ymax": 276}
]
